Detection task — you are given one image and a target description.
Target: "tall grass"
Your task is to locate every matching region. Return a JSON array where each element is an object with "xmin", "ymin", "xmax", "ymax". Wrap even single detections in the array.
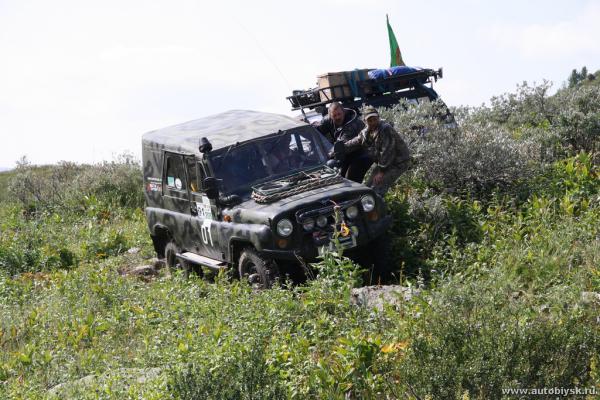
[{"xmin": 0, "ymin": 72, "xmax": 599, "ymax": 399}]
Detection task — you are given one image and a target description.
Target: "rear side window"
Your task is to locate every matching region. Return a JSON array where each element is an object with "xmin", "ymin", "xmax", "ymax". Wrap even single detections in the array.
[{"xmin": 164, "ymin": 153, "xmax": 186, "ymax": 192}]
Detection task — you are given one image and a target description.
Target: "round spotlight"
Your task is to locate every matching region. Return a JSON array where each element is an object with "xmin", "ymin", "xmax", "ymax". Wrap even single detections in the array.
[
  {"xmin": 316, "ymin": 215, "xmax": 328, "ymax": 228},
  {"xmin": 345, "ymin": 205, "xmax": 359, "ymax": 219},
  {"xmin": 302, "ymin": 218, "xmax": 315, "ymax": 231}
]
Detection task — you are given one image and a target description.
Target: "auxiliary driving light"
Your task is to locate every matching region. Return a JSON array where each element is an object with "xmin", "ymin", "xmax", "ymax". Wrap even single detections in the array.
[
  {"xmin": 302, "ymin": 218, "xmax": 315, "ymax": 231},
  {"xmin": 316, "ymin": 215, "xmax": 328, "ymax": 228},
  {"xmin": 345, "ymin": 205, "xmax": 359, "ymax": 219}
]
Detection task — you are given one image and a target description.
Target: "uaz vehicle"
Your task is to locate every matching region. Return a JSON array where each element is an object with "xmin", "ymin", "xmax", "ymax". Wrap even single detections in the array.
[{"xmin": 142, "ymin": 110, "xmax": 391, "ymax": 287}]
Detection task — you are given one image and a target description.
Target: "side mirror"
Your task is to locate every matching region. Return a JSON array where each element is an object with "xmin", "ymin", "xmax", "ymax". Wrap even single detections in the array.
[
  {"xmin": 199, "ymin": 137, "xmax": 212, "ymax": 154},
  {"xmin": 333, "ymin": 140, "xmax": 346, "ymax": 162},
  {"xmin": 203, "ymin": 177, "xmax": 219, "ymax": 200}
]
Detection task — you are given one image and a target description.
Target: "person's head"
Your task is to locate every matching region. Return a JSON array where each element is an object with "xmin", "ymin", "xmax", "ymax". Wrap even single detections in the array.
[
  {"xmin": 362, "ymin": 106, "xmax": 380, "ymax": 130},
  {"xmin": 273, "ymin": 136, "xmax": 290, "ymax": 158},
  {"xmin": 328, "ymin": 102, "xmax": 345, "ymax": 126}
]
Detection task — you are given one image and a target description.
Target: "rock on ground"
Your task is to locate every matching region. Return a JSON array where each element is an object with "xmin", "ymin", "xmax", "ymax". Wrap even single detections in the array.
[
  {"xmin": 351, "ymin": 285, "xmax": 419, "ymax": 311},
  {"xmin": 48, "ymin": 367, "xmax": 162, "ymax": 397}
]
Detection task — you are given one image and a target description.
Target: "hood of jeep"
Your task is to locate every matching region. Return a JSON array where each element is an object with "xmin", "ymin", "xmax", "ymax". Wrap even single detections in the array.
[{"xmin": 224, "ymin": 179, "xmax": 372, "ymax": 223}]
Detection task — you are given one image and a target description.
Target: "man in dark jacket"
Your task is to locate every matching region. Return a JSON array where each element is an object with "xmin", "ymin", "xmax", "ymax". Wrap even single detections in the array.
[
  {"xmin": 314, "ymin": 102, "xmax": 372, "ymax": 182},
  {"xmin": 344, "ymin": 106, "xmax": 410, "ymax": 197}
]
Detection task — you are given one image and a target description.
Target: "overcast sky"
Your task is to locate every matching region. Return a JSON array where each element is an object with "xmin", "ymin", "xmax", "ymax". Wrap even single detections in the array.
[{"xmin": 1, "ymin": 0, "xmax": 599, "ymax": 167}]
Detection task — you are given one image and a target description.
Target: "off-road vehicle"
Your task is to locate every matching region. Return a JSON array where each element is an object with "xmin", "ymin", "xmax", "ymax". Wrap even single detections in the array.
[{"xmin": 142, "ymin": 110, "xmax": 391, "ymax": 287}]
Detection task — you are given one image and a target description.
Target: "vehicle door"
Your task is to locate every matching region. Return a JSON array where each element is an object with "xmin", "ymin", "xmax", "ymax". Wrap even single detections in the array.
[
  {"xmin": 185, "ymin": 157, "xmax": 223, "ymax": 261},
  {"xmin": 162, "ymin": 152, "xmax": 194, "ymax": 247}
]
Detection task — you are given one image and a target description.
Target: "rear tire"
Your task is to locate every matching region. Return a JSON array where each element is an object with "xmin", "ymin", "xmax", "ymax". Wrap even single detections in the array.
[{"xmin": 238, "ymin": 248, "xmax": 279, "ymax": 289}]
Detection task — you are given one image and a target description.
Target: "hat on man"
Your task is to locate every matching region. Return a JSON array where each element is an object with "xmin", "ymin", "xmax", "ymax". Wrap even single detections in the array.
[{"xmin": 362, "ymin": 106, "xmax": 379, "ymax": 121}]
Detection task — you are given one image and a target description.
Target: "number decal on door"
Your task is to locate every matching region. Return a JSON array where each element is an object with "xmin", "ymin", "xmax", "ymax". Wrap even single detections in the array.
[{"xmin": 201, "ymin": 220, "xmax": 213, "ymax": 246}]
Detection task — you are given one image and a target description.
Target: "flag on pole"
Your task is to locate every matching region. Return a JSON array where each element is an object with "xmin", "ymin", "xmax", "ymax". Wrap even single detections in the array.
[{"xmin": 387, "ymin": 14, "xmax": 405, "ymax": 67}]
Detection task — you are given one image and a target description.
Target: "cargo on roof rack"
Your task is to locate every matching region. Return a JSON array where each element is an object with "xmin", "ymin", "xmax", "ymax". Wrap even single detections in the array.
[{"xmin": 287, "ymin": 67, "xmax": 443, "ymax": 112}]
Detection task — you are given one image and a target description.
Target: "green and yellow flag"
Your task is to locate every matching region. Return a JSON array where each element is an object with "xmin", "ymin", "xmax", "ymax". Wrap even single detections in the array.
[{"xmin": 387, "ymin": 15, "xmax": 405, "ymax": 67}]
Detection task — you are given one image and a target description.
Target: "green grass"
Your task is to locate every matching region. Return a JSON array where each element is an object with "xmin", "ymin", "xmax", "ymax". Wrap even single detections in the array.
[
  {"xmin": 0, "ymin": 169, "xmax": 16, "ymax": 204},
  {"xmin": 1, "ymin": 75, "xmax": 600, "ymax": 398},
  {"xmin": 0, "ymin": 155, "xmax": 598, "ymax": 399}
]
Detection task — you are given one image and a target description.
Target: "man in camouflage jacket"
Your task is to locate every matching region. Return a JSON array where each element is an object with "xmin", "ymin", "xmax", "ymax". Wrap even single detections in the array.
[
  {"xmin": 315, "ymin": 102, "xmax": 372, "ymax": 183},
  {"xmin": 344, "ymin": 106, "xmax": 410, "ymax": 196}
]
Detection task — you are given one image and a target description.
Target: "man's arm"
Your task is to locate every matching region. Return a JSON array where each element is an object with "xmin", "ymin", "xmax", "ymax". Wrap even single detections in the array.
[
  {"xmin": 313, "ymin": 117, "xmax": 334, "ymax": 143},
  {"xmin": 337, "ymin": 118, "xmax": 365, "ymax": 143},
  {"xmin": 344, "ymin": 129, "xmax": 366, "ymax": 153},
  {"xmin": 376, "ymin": 125, "xmax": 399, "ymax": 169}
]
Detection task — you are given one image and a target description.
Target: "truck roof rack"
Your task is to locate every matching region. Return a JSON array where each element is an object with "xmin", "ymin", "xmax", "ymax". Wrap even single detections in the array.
[{"xmin": 287, "ymin": 67, "xmax": 443, "ymax": 112}]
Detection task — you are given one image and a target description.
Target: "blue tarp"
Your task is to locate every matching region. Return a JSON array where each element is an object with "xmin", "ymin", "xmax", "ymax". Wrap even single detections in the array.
[{"xmin": 368, "ymin": 66, "xmax": 422, "ymax": 80}]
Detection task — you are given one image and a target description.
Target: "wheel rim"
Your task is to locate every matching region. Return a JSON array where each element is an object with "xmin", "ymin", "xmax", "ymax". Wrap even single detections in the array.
[{"xmin": 242, "ymin": 261, "xmax": 264, "ymax": 288}]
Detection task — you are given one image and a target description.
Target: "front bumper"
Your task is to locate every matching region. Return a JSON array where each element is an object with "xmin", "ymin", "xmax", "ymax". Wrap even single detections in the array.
[{"xmin": 261, "ymin": 214, "xmax": 391, "ymax": 262}]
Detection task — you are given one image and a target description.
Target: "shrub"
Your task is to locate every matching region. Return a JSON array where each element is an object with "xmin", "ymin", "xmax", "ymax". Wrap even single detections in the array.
[
  {"xmin": 169, "ymin": 336, "xmax": 287, "ymax": 400},
  {"xmin": 400, "ymin": 273, "xmax": 600, "ymax": 399},
  {"xmin": 7, "ymin": 153, "xmax": 143, "ymax": 214},
  {"xmin": 553, "ymin": 84, "xmax": 600, "ymax": 155},
  {"xmin": 379, "ymin": 100, "xmax": 541, "ymax": 198}
]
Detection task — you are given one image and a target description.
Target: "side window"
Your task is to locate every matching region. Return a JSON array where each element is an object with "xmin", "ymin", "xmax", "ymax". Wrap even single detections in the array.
[
  {"xmin": 164, "ymin": 153, "xmax": 186, "ymax": 193},
  {"xmin": 186, "ymin": 158, "xmax": 201, "ymax": 193}
]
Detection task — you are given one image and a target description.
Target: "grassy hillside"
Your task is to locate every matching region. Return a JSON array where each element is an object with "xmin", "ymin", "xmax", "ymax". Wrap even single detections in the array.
[{"xmin": 0, "ymin": 74, "xmax": 599, "ymax": 399}]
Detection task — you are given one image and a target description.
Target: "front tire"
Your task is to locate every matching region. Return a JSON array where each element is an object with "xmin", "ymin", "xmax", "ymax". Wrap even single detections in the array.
[
  {"xmin": 359, "ymin": 236, "xmax": 394, "ymax": 285},
  {"xmin": 238, "ymin": 248, "xmax": 279, "ymax": 289},
  {"xmin": 165, "ymin": 241, "xmax": 192, "ymax": 278},
  {"xmin": 372, "ymin": 235, "xmax": 394, "ymax": 284}
]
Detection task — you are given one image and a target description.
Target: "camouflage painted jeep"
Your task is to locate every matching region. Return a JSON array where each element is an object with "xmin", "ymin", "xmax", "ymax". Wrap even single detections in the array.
[{"xmin": 142, "ymin": 110, "xmax": 391, "ymax": 287}]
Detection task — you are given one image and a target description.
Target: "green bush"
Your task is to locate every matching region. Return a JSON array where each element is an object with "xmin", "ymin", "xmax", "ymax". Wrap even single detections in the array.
[
  {"xmin": 169, "ymin": 336, "xmax": 287, "ymax": 400},
  {"xmin": 6, "ymin": 153, "xmax": 143, "ymax": 214},
  {"xmin": 401, "ymin": 273, "xmax": 600, "ymax": 399}
]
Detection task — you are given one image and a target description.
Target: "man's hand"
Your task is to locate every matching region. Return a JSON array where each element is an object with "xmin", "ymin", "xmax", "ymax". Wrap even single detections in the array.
[{"xmin": 373, "ymin": 170, "xmax": 385, "ymax": 185}]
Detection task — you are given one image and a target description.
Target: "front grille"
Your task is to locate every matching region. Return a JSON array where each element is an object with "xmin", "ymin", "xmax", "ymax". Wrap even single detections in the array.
[{"xmin": 295, "ymin": 197, "xmax": 360, "ymax": 224}]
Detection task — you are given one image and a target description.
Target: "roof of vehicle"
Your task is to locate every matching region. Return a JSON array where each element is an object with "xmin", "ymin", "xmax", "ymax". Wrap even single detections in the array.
[{"xmin": 142, "ymin": 109, "xmax": 308, "ymax": 154}]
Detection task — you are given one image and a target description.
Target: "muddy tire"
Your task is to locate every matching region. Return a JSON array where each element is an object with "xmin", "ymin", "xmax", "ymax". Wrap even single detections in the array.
[
  {"xmin": 165, "ymin": 241, "xmax": 192, "ymax": 278},
  {"xmin": 359, "ymin": 236, "xmax": 393, "ymax": 285},
  {"xmin": 238, "ymin": 248, "xmax": 279, "ymax": 289},
  {"xmin": 371, "ymin": 235, "xmax": 393, "ymax": 284}
]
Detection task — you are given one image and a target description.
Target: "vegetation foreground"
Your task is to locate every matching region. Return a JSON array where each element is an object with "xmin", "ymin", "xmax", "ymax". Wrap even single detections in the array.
[{"xmin": 1, "ymin": 70, "xmax": 599, "ymax": 399}]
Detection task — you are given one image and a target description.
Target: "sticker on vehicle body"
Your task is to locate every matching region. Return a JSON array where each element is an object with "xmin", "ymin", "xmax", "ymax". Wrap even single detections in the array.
[
  {"xmin": 197, "ymin": 196, "xmax": 214, "ymax": 220},
  {"xmin": 146, "ymin": 182, "xmax": 162, "ymax": 193}
]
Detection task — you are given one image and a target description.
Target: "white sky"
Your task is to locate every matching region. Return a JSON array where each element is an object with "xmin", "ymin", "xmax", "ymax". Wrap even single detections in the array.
[{"xmin": 1, "ymin": 0, "xmax": 599, "ymax": 167}]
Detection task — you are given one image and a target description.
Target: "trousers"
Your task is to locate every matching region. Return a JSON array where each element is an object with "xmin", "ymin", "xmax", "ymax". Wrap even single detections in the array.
[{"xmin": 362, "ymin": 161, "xmax": 409, "ymax": 197}]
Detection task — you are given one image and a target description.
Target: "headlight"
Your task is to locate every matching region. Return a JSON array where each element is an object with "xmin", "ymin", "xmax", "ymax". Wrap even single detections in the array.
[
  {"xmin": 316, "ymin": 215, "xmax": 328, "ymax": 228},
  {"xmin": 345, "ymin": 205, "xmax": 359, "ymax": 219},
  {"xmin": 302, "ymin": 218, "xmax": 315, "ymax": 231},
  {"xmin": 360, "ymin": 195, "xmax": 375, "ymax": 212},
  {"xmin": 276, "ymin": 219, "xmax": 293, "ymax": 237}
]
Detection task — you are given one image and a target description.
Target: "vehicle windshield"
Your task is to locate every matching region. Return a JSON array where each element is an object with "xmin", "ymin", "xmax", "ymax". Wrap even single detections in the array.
[{"xmin": 208, "ymin": 127, "xmax": 331, "ymax": 195}]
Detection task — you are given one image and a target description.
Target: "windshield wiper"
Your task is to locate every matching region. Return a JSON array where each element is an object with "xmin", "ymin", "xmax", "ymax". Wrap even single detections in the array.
[{"xmin": 215, "ymin": 142, "xmax": 238, "ymax": 170}]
